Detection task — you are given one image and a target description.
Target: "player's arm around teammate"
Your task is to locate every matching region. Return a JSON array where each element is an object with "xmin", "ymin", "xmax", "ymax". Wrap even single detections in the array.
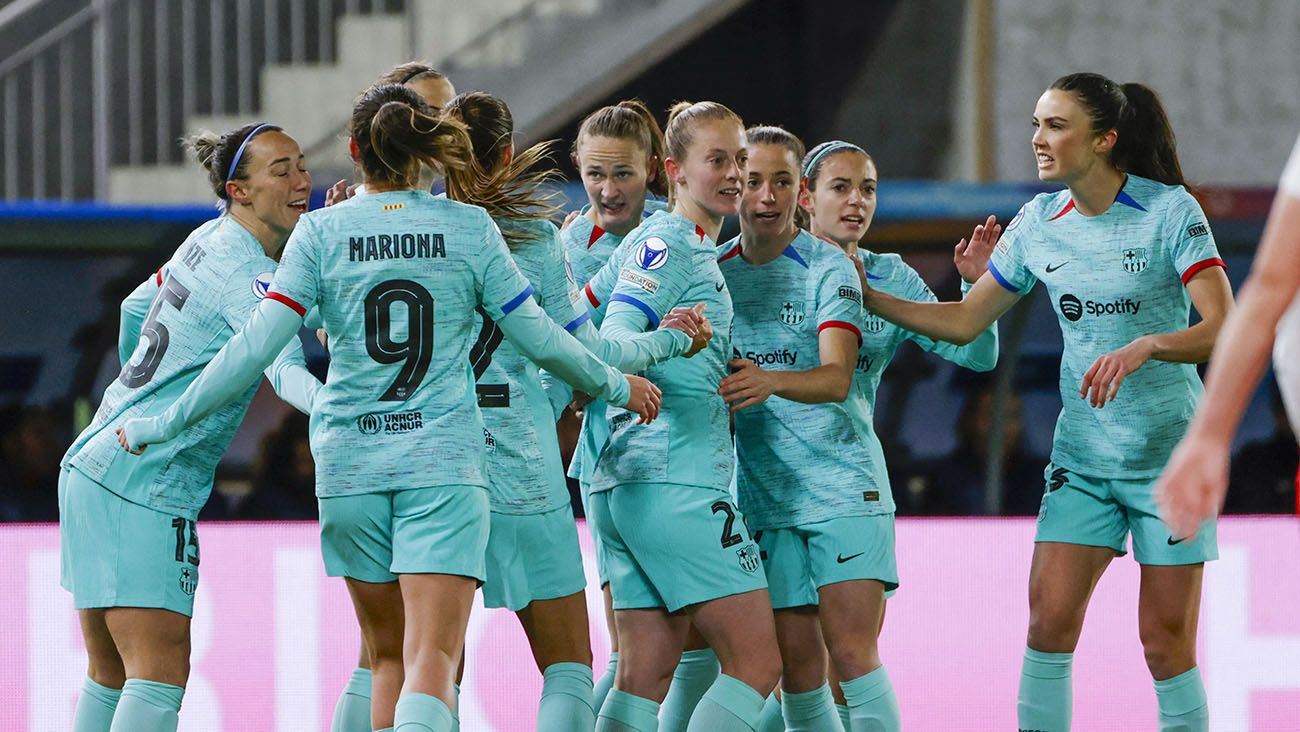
[
  {"xmin": 121, "ymin": 85, "xmax": 659, "ymax": 732},
  {"xmin": 863, "ymin": 74, "xmax": 1233, "ymax": 732},
  {"xmin": 587, "ymin": 101, "xmax": 782, "ymax": 732},
  {"xmin": 62, "ymin": 123, "xmax": 317, "ymax": 732},
  {"xmin": 1158, "ymin": 132, "xmax": 1300, "ymax": 536}
]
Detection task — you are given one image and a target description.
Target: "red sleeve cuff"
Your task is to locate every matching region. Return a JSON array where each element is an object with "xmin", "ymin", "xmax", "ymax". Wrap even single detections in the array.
[
  {"xmin": 1181, "ymin": 257, "xmax": 1225, "ymax": 285},
  {"xmin": 265, "ymin": 291, "xmax": 306, "ymax": 316},
  {"xmin": 584, "ymin": 282, "xmax": 601, "ymax": 308},
  {"xmin": 155, "ymin": 267, "xmax": 164, "ymax": 286},
  {"xmin": 819, "ymin": 320, "xmax": 863, "ymax": 344}
]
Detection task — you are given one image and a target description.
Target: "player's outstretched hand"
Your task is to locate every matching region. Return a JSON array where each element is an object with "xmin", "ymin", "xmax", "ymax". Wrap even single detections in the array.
[
  {"xmin": 1155, "ymin": 434, "xmax": 1229, "ymax": 541},
  {"xmin": 719, "ymin": 358, "xmax": 776, "ymax": 412},
  {"xmin": 1079, "ymin": 336, "xmax": 1154, "ymax": 408},
  {"xmin": 324, "ymin": 179, "xmax": 356, "ymax": 207},
  {"xmin": 955, "ymin": 214, "xmax": 1000, "ymax": 283},
  {"xmin": 116, "ymin": 426, "xmax": 147, "ymax": 455},
  {"xmin": 623, "ymin": 375, "xmax": 662, "ymax": 424},
  {"xmin": 561, "ymin": 210, "xmax": 582, "ymax": 231},
  {"xmin": 670, "ymin": 303, "xmax": 713, "ymax": 357}
]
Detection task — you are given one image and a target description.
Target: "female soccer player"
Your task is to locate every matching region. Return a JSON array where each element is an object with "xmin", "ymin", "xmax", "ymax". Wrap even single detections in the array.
[
  {"xmin": 120, "ymin": 83, "xmax": 662, "ymax": 732},
  {"xmin": 61, "ymin": 122, "xmax": 321, "ymax": 732},
  {"xmin": 562, "ymin": 99, "xmax": 722, "ymax": 728},
  {"xmin": 442, "ymin": 90, "xmax": 704, "ymax": 730},
  {"xmin": 857, "ymin": 73, "xmax": 1233, "ymax": 732},
  {"xmin": 582, "ymin": 100, "xmax": 782, "ymax": 732},
  {"xmin": 719, "ymin": 130, "xmax": 997, "ymax": 732},
  {"xmin": 326, "ymin": 60, "xmax": 456, "ymax": 732},
  {"xmin": 1157, "ymin": 132, "xmax": 1300, "ymax": 535}
]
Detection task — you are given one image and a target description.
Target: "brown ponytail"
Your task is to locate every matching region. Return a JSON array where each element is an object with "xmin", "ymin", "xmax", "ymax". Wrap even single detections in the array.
[
  {"xmin": 441, "ymin": 91, "xmax": 562, "ymax": 249},
  {"xmin": 351, "ymin": 83, "xmax": 476, "ymax": 191},
  {"xmin": 573, "ymin": 99, "xmax": 668, "ymax": 198},
  {"xmin": 1050, "ymin": 72, "xmax": 1187, "ymax": 187}
]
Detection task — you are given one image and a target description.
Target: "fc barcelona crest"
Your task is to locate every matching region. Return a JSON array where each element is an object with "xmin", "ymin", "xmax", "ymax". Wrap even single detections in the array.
[
  {"xmin": 778, "ymin": 301, "xmax": 805, "ymax": 326},
  {"xmin": 864, "ymin": 313, "xmax": 887, "ymax": 334},
  {"xmin": 1121, "ymin": 248, "xmax": 1148, "ymax": 274}
]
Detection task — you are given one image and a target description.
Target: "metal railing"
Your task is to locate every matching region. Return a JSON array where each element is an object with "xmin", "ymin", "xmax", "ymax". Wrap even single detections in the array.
[{"xmin": 0, "ymin": 0, "xmax": 408, "ymax": 201}]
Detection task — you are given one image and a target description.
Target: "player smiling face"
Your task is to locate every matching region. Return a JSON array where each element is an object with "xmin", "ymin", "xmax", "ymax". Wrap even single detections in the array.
[
  {"xmin": 740, "ymin": 141, "xmax": 801, "ymax": 239},
  {"xmin": 804, "ymin": 150, "xmax": 877, "ymax": 247},
  {"xmin": 226, "ymin": 130, "xmax": 312, "ymax": 241},
  {"xmin": 1031, "ymin": 88, "xmax": 1117, "ymax": 185},
  {"xmin": 577, "ymin": 134, "xmax": 655, "ymax": 234},
  {"xmin": 669, "ymin": 118, "xmax": 747, "ymax": 219}
]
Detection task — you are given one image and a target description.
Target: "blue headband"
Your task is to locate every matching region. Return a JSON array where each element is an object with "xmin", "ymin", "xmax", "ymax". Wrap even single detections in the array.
[
  {"xmin": 802, "ymin": 140, "xmax": 867, "ymax": 178},
  {"xmin": 225, "ymin": 123, "xmax": 276, "ymax": 181}
]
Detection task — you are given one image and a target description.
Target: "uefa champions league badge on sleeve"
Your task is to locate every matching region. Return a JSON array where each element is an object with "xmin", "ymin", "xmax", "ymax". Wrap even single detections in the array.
[
  {"xmin": 635, "ymin": 237, "xmax": 669, "ymax": 271},
  {"xmin": 252, "ymin": 272, "xmax": 274, "ymax": 299}
]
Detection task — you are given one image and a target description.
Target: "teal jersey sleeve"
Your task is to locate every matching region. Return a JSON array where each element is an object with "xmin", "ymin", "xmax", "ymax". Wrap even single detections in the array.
[
  {"xmin": 476, "ymin": 216, "xmax": 631, "ymax": 408},
  {"xmin": 592, "ymin": 214, "xmax": 735, "ymax": 493},
  {"xmin": 118, "ymin": 269, "xmax": 162, "ymax": 367},
  {"xmin": 724, "ymin": 232, "xmax": 888, "ymax": 528},
  {"xmin": 124, "ymin": 298, "xmax": 305, "ymax": 448},
  {"xmin": 896, "ymin": 264, "xmax": 999, "ymax": 372},
  {"xmin": 1164, "ymin": 189, "xmax": 1223, "ymax": 280},
  {"xmin": 263, "ymin": 336, "xmax": 320, "ymax": 415},
  {"xmin": 264, "ymin": 215, "xmax": 323, "ymax": 317},
  {"xmin": 65, "ymin": 217, "xmax": 303, "ymax": 520},
  {"xmin": 987, "ymin": 197, "xmax": 1047, "ymax": 295},
  {"xmin": 996, "ymin": 176, "xmax": 1224, "ymax": 478}
]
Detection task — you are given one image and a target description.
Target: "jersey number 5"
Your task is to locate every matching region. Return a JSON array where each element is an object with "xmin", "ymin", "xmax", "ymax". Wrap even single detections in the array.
[
  {"xmin": 364, "ymin": 279, "xmax": 434, "ymax": 401},
  {"xmin": 119, "ymin": 276, "xmax": 192, "ymax": 388}
]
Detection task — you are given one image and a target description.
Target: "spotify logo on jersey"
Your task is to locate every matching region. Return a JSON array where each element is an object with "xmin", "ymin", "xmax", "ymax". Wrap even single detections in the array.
[{"xmin": 1059, "ymin": 294, "xmax": 1084, "ymax": 322}]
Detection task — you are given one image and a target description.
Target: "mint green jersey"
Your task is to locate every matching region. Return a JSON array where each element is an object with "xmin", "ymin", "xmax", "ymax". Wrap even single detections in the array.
[
  {"xmin": 64, "ymin": 217, "xmax": 309, "ymax": 520},
  {"xmin": 852, "ymin": 250, "xmax": 1000, "ymax": 513},
  {"xmin": 475, "ymin": 218, "xmax": 586, "ymax": 515},
  {"xmin": 586, "ymin": 211, "xmax": 734, "ymax": 492},
  {"xmin": 268, "ymin": 190, "xmax": 628, "ymax": 498},
  {"xmin": 987, "ymin": 175, "xmax": 1224, "ymax": 478},
  {"xmin": 559, "ymin": 200, "xmax": 668, "ymax": 485},
  {"xmin": 718, "ymin": 231, "xmax": 873, "ymax": 529}
]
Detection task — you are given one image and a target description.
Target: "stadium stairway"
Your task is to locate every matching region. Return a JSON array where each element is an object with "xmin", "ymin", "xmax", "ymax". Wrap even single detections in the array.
[{"xmin": 106, "ymin": 0, "xmax": 750, "ymax": 204}]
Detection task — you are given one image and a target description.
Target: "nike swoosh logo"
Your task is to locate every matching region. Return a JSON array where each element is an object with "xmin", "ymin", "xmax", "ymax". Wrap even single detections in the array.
[
  {"xmin": 836, "ymin": 552, "xmax": 864, "ymax": 564},
  {"xmin": 715, "ymin": 281, "xmax": 725, "ymax": 292},
  {"xmin": 1167, "ymin": 536, "xmax": 1186, "ymax": 546},
  {"xmin": 1045, "ymin": 262, "xmax": 1068, "ymax": 273}
]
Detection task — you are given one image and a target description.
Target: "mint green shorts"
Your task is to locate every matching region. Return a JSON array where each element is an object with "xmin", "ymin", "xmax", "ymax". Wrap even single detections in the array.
[
  {"xmin": 1036, "ymin": 463, "xmax": 1218, "ymax": 565},
  {"xmin": 579, "ymin": 480, "xmax": 611, "ymax": 588},
  {"xmin": 482, "ymin": 504, "xmax": 587, "ymax": 611},
  {"xmin": 587, "ymin": 483, "xmax": 768, "ymax": 613},
  {"xmin": 318, "ymin": 485, "xmax": 490, "ymax": 584},
  {"xmin": 756, "ymin": 514, "xmax": 899, "ymax": 609},
  {"xmin": 59, "ymin": 467, "xmax": 200, "ymax": 617}
]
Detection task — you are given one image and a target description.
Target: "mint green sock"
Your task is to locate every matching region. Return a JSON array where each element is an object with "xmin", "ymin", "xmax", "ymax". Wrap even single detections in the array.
[
  {"xmin": 1154, "ymin": 667, "xmax": 1208, "ymax": 732},
  {"xmin": 595, "ymin": 652, "xmax": 620, "ymax": 718},
  {"xmin": 74, "ymin": 676, "xmax": 121, "ymax": 732},
  {"xmin": 685, "ymin": 674, "xmax": 765, "ymax": 731},
  {"xmin": 835, "ymin": 704, "xmax": 850, "ymax": 730},
  {"xmin": 661, "ymin": 648, "xmax": 720, "ymax": 731},
  {"xmin": 783, "ymin": 683, "xmax": 841, "ymax": 731},
  {"xmin": 108, "ymin": 679, "xmax": 183, "ymax": 732},
  {"xmin": 840, "ymin": 667, "xmax": 899, "ymax": 732},
  {"xmin": 394, "ymin": 692, "xmax": 453, "ymax": 732},
  {"xmin": 596, "ymin": 689, "xmax": 660, "ymax": 731},
  {"xmin": 331, "ymin": 667, "xmax": 372, "ymax": 732},
  {"xmin": 756, "ymin": 692, "xmax": 784, "ymax": 732},
  {"xmin": 1018, "ymin": 648, "xmax": 1072, "ymax": 732},
  {"xmin": 539, "ymin": 662, "xmax": 596, "ymax": 731}
]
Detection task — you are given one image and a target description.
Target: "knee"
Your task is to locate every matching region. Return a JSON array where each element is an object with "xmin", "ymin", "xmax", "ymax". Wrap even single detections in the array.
[
  {"xmin": 827, "ymin": 639, "xmax": 880, "ymax": 681},
  {"xmin": 1139, "ymin": 615, "xmax": 1195, "ymax": 677},
  {"xmin": 615, "ymin": 651, "xmax": 677, "ymax": 700},
  {"xmin": 1026, "ymin": 598, "xmax": 1085, "ymax": 652}
]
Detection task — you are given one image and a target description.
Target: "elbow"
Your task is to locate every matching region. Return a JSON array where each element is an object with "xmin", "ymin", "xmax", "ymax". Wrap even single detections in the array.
[{"xmin": 971, "ymin": 358, "xmax": 997, "ymax": 373}]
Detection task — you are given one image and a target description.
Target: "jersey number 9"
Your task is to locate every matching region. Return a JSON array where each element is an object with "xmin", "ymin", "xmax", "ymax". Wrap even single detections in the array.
[{"xmin": 364, "ymin": 279, "xmax": 434, "ymax": 401}]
